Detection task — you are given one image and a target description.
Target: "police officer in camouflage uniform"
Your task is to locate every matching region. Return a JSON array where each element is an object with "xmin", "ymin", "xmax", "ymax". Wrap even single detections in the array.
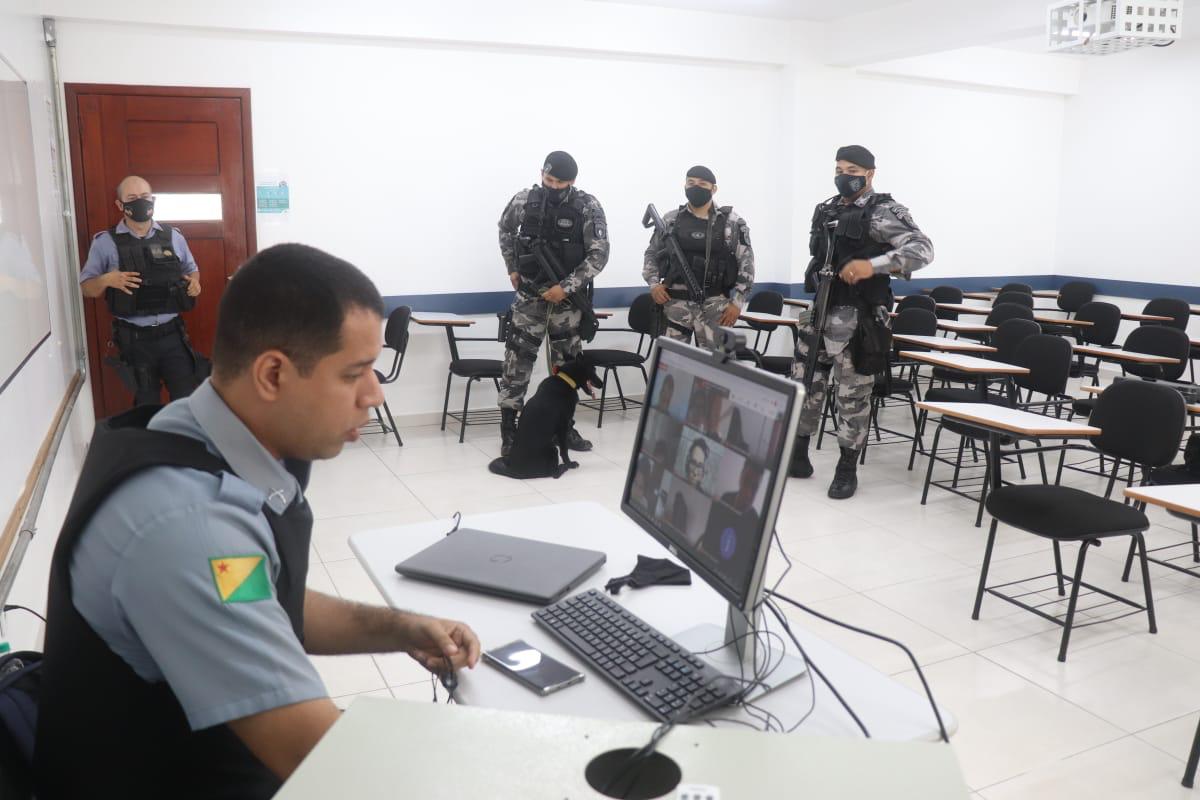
[
  {"xmin": 497, "ymin": 151, "xmax": 610, "ymax": 456},
  {"xmin": 644, "ymin": 166, "xmax": 754, "ymax": 349},
  {"xmin": 789, "ymin": 146, "xmax": 933, "ymax": 500}
]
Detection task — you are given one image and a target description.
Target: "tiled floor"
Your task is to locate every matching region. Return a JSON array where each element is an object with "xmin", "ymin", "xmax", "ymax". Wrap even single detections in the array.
[{"xmin": 303, "ymin": 376, "xmax": 1200, "ymax": 798}]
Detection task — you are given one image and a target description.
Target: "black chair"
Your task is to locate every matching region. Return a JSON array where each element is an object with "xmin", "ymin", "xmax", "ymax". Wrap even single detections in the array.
[
  {"xmin": 860, "ymin": 308, "xmax": 938, "ymax": 463},
  {"xmin": 922, "ymin": 335, "xmax": 1072, "ymax": 526},
  {"xmin": 928, "ymin": 316, "xmax": 1039, "ymax": 397},
  {"xmin": 1000, "ymin": 282, "xmax": 1033, "ymax": 295},
  {"xmin": 956, "ymin": 302, "xmax": 1035, "ymax": 346},
  {"xmin": 581, "ymin": 293, "xmax": 658, "ymax": 428},
  {"xmin": 440, "ymin": 313, "xmax": 507, "ymax": 443},
  {"xmin": 1070, "ymin": 301, "xmax": 1122, "ymax": 382},
  {"xmin": 1122, "ymin": 325, "xmax": 1191, "ymax": 382},
  {"xmin": 930, "ymin": 285, "xmax": 963, "ymax": 320},
  {"xmin": 973, "ymin": 380, "xmax": 1185, "ymax": 661},
  {"xmin": 1120, "ymin": 459, "xmax": 1199, "ymax": 584},
  {"xmin": 1041, "ymin": 281, "xmax": 1097, "ymax": 336},
  {"xmin": 365, "ymin": 305, "xmax": 411, "ymax": 447},
  {"xmin": 896, "ymin": 294, "xmax": 937, "ymax": 315},
  {"xmin": 993, "ymin": 291, "xmax": 1034, "ymax": 309},
  {"xmin": 740, "ymin": 290, "xmax": 785, "ymax": 353},
  {"xmin": 1142, "ymin": 297, "xmax": 1190, "ymax": 330}
]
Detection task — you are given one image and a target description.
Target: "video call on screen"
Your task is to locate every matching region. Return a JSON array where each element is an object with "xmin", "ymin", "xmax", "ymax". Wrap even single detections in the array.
[{"xmin": 628, "ymin": 350, "xmax": 788, "ymax": 594}]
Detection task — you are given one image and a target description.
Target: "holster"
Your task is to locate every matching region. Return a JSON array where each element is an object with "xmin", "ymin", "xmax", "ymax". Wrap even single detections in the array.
[{"xmin": 850, "ymin": 302, "xmax": 893, "ymax": 376}]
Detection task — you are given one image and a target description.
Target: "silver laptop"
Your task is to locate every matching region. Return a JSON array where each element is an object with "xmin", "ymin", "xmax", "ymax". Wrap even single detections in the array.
[{"xmin": 394, "ymin": 528, "xmax": 606, "ymax": 605}]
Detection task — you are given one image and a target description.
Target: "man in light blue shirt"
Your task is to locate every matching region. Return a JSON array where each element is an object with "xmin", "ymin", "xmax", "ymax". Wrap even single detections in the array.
[
  {"xmin": 80, "ymin": 175, "xmax": 204, "ymax": 406},
  {"xmin": 38, "ymin": 243, "xmax": 482, "ymax": 798}
]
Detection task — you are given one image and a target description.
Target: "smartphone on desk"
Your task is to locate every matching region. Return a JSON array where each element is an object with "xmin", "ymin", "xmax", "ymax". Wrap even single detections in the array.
[{"xmin": 483, "ymin": 639, "xmax": 585, "ymax": 696}]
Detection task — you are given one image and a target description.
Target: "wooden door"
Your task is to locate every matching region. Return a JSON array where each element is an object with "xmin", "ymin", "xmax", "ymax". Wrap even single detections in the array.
[{"xmin": 65, "ymin": 84, "xmax": 256, "ymax": 418}]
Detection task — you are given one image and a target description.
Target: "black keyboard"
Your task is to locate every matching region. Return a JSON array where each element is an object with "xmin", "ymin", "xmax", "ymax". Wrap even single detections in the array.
[{"xmin": 532, "ymin": 589, "xmax": 738, "ymax": 721}]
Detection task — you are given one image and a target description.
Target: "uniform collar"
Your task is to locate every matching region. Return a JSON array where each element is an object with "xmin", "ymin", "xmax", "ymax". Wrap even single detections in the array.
[
  {"xmin": 556, "ymin": 371, "xmax": 577, "ymax": 390},
  {"xmin": 115, "ymin": 218, "xmax": 164, "ymax": 238},
  {"xmin": 847, "ymin": 189, "xmax": 875, "ymax": 208},
  {"xmin": 187, "ymin": 379, "xmax": 301, "ymax": 514}
]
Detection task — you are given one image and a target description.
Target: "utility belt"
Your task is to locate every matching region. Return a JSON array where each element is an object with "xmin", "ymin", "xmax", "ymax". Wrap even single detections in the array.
[
  {"xmin": 667, "ymin": 287, "xmax": 728, "ymax": 301},
  {"xmin": 112, "ymin": 316, "xmax": 184, "ymax": 343}
]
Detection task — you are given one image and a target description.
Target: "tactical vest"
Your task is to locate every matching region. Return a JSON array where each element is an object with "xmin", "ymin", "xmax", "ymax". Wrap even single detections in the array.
[
  {"xmin": 105, "ymin": 224, "xmax": 196, "ymax": 318},
  {"xmin": 34, "ymin": 405, "xmax": 313, "ymax": 800},
  {"xmin": 670, "ymin": 206, "xmax": 739, "ymax": 297},
  {"xmin": 518, "ymin": 185, "xmax": 587, "ymax": 276},
  {"xmin": 808, "ymin": 194, "xmax": 895, "ymax": 308}
]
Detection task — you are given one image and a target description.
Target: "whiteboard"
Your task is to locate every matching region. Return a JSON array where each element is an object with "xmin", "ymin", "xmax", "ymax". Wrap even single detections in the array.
[{"xmin": 0, "ymin": 65, "xmax": 52, "ymax": 395}]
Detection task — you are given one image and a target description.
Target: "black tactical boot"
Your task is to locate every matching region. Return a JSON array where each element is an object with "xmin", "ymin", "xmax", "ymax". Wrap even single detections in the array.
[
  {"xmin": 565, "ymin": 423, "xmax": 593, "ymax": 452},
  {"xmin": 827, "ymin": 446, "xmax": 859, "ymax": 500},
  {"xmin": 500, "ymin": 408, "xmax": 519, "ymax": 458},
  {"xmin": 788, "ymin": 435, "xmax": 814, "ymax": 479}
]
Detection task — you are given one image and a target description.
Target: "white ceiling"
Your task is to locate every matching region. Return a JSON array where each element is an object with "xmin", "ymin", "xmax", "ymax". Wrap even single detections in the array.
[{"xmin": 586, "ymin": 0, "xmax": 913, "ymax": 22}]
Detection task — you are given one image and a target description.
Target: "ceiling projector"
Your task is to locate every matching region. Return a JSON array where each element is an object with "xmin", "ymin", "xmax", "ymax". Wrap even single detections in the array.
[{"xmin": 1047, "ymin": 0, "xmax": 1183, "ymax": 54}]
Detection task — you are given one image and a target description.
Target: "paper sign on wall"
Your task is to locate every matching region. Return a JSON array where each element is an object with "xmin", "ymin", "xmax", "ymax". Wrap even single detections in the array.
[{"xmin": 256, "ymin": 180, "xmax": 290, "ymax": 214}]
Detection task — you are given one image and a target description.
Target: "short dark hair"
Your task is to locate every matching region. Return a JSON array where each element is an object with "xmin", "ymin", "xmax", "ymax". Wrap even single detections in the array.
[{"xmin": 213, "ymin": 243, "xmax": 384, "ymax": 380}]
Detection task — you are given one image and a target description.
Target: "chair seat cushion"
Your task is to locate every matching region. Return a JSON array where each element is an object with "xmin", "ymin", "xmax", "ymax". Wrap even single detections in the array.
[
  {"xmin": 760, "ymin": 355, "xmax": 793, "ymax": 375},
  {"xmin": 875, "ymin": 377, "xmax": 915, "ymax": 396},
  {"xmin": 1071, "ymin": 397, "xmax": 1096, "ymax": 417},
  {"xmin": 1040, "ymin": 323, "xmax": 1072, "ymax": 336},
  {"xmin": 985, "ymin": 485, "xmax": 1149, "ymax": 539},
  {"xmin": 925, "ymin": 387, "xmax": 983, "ymax": 403},
  {"xmin": 584, "ymin": 348, "xmax": 645, "ymax": 367},
  {"xmin": 450, "ymin": 358, "xmax": 503, "ymax": 378},
  {"xmin": 1149, "ymin": 465, "xmax": 1200, "ymax": 486},
  {"xmin": 942, "ymin": 415, "xmax": 1016, "ymax": 444}
]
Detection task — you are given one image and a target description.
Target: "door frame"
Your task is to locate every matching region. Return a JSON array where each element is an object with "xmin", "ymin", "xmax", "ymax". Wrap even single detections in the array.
[{"xmin": 64, "ymin": 83, "xmax": 257, "ymax": 417}]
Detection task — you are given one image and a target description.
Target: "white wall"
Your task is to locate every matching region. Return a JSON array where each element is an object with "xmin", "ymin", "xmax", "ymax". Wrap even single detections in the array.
[
  {"xmin": 1057, "ymin": 33, "xmax": 1200, "ymax": 288},
  {"xmin": 0, "ymin": 2, "xmax": 93, "ymax": 651}
]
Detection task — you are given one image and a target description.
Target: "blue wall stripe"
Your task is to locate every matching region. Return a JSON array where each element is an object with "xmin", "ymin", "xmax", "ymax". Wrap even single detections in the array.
[{"xmin": 383, "ymin": 275, "xmax": 1199, "ymax": 316}]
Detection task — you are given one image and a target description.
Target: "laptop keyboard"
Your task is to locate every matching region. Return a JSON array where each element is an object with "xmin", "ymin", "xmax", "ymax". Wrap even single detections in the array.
[{"xmin": 533, "ymin": 589, "xmax": 738, "ymax": 721}]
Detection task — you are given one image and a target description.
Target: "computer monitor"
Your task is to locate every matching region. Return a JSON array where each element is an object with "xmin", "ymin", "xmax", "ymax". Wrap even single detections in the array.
[{"xmin": 621, "ymin": 336, "xmax": 804, "ymax": 685}]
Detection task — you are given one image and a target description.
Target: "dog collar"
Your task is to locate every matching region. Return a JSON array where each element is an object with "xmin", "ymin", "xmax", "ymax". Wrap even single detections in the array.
[{"xmin": 557, "ymin": 372, "xmax": 578, "ymax": 390}]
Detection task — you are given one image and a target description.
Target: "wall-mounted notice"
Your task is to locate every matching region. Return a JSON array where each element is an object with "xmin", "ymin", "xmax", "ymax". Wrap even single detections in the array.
[{"xmin": 256, "ymin": 179, "xmax": 289, "ymax": 214}]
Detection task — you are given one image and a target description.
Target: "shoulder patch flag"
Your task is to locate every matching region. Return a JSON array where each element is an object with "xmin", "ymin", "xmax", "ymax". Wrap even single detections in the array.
[{"xmin": 210, "ymin": 556, "xmax": 272, "ymax": 603}]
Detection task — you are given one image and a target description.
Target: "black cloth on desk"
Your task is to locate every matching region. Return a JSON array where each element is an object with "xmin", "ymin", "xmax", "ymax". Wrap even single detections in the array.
[{"xmin": 605, "ymin": 556, "xmax": 691, "ymax": 595}]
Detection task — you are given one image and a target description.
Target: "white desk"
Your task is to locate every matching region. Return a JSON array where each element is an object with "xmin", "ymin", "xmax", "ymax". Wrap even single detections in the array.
[
  {"xmin": 936, "ymin": 320, "xmax": 995, "ymax": 335},
  {"xmin": 1072, "ymin": 345, "xmax": 1180, "ymax": 365},
  {"xmin": 899, "ymin": 351, "xmax": 1028, "ymax": 376},
  {"xmin": 739, "ymin": 310, "xmax": 797, "ymax": 327},
  {"xmin": 781, "ymin": 297, "xmax": 811, "ymax": 309},
  {"xmin": 350, "ymin": 502, "xmax": 955, "ymax": 742},
  {"xmin": 934, "ymin": 303, "xmax": 990, "ymax": 316},
  {"xmin": 277, "ymin": 698, "xmax": 970, "ymax": 799},
  {"xmin": 1125, "ymin": 483, "xmax": 1200, "ymax": 520},
  {"xmin": 411, "ymin": 312, "xmax": 476, "ymax": 328},
  {"xmin": 1078, "ymin": 383, "xmax": 1200, "ymax": 414},
  {"xmin": 892, "ymin": 334, "xmax": 996, "ymax": 353}
]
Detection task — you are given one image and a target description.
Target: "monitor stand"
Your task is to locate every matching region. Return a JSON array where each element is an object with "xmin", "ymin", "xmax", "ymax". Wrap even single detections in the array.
[{"xmin": 672, "ymin": 601, "xmax": 807, "ymax": 704}]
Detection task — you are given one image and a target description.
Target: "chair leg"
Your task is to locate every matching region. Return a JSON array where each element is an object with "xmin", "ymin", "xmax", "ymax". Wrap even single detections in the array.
[
  {"xmin": 1052, "ymin": 541, "xmax": 1065, "ymax": 596},
  {"xmin": 1184, "ymin": 715, "xmax": 1200, "ymax": 788},
  {"xmin": 1134, "ymin": 532, "xmax": 1157, "ymax": 635},
  {"xmin": 1057, "ymin": 541, "xmax": 1094, "ymax": 662},
  {"xmin": 1192, "ymin": 522, "xmax": 1199, "ymax": 564},
  {"xmin": 908, "ymin": 409, "xmax": 928, "ymax": 471},
  {"xmin": 1055, "ymin": 447, "xmax": 1067, "ymax": 485},
  {"xmin": 972, "ymin": 519, "xmax": 1000, "ymax": 620},
  {"xmin": 1121, "ymin": 537, "xmax": 1137, "ymax": 583},
  {"xmin": 382, "ymin": 400, "xmax": 402, "ymax": 447},
  {"xmin": 459, "ymin": 378, "xmax": 474, "ymax": 444},
  {"xmin": 441, "ymin": 372, "xmax": 453, "ymax": 431},
  {"xmin": 612, "ymin": 368, "xmax": 629, "ymax": 411},
  {"xmin": 975, "ymin": 444, "xmax": 990, "ymax": 529},
  {"xmin": 1037, "ymin": 450, "xmax": 1048, "ymax": 484},
  {"xmin": 597, "ymin": 369, "xmax": 610, "ymax": 429},
  {"xmin": 951, "ymin": 436, "xmax": 967, "ymax": 489},
  {"xmin": 921, "ymin": 423, "xmax": 945, "ymax": 505}
]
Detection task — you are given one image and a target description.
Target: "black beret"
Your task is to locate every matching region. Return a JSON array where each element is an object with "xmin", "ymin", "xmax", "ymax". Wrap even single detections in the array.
[
  {"xmin": 835, "ymin": 145, "xmax": 875, "ymax": 169},
  {"xmin": 686, "ymin": 165, "xmax": 716, "ymax": 184},
  {"xmin": 542, "ymin": 151, "xmax": 578, "ymax": 181}
]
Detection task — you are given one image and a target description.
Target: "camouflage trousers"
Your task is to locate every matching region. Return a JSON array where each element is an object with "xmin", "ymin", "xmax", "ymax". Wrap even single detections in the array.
[
  {"xmin": 498, "ymin": 292, "xmax": 583, "ymax": 411},
  {"xmin": 663, "ymin": 296, "xmax": 731, "ymax": 351},
  {"xmin": 790, "ymin": 314, "xmax": 874, "ymax": 450}
]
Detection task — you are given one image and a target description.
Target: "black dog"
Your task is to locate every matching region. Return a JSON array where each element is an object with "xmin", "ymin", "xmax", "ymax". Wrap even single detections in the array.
[{"xmin": 489, "ymin": 357, "xmax": 601, "ymax": 479}]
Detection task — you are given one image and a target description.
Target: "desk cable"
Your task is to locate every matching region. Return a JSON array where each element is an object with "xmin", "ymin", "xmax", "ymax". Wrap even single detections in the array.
[{"xmin": 764, "ymin": 531, "xmax": 950, "ymax": 744}]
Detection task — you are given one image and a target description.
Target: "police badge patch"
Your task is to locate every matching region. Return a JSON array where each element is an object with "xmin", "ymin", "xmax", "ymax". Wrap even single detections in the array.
[
  {"xmin": 739, "ymin": 225, "xmax": 751, "ymax": 247},
  {"xmin": 892, "ymin": 206, "xmax": 917, "ymax": 231},
  {"xmin": 594, "ymin": 224, "xmax": 606, "ymax": 240}
]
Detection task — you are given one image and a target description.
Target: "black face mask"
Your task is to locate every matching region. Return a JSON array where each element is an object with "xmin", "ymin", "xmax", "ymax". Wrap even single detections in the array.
[
  {"xmin": 542, "ymin": 184, "xmax": 570, "ymax": 205},
  {"xmin": 122, "ymin": 197, "xmax": 155, "ymax": 222},
  {"xmin": 685, "ymin": 186, "xmax": 712, "ymax": 207},
  {"xmin": 834, "ymin": 174, "xmax": 867, "ymax": 199}
]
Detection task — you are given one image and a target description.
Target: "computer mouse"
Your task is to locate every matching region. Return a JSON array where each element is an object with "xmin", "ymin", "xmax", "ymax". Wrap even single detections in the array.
[{"xmin": 439, "ymin": 670, "xmax": 458, "ymax": 693}]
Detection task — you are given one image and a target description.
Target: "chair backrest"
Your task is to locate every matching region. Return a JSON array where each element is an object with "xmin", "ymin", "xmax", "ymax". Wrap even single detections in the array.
[
  {"xmin": 1000, "ymin": 282, "xmax": 1033, "ymax": 295},
  {"xmin": 1091, "ymin": 380, "xmax": 1186, "ymax": 468},
  {"xmin": 1057, "ymin": 281, "xmax": 1096, "ymax": 313},
  {"xmin": 1141, "ymin": 297, "xmax": 1190, "ymax": 330},
  {"xmin": 1013, "ymin": 334, "xmax": 1072, "ymax": 397},
  {"xmin": 628, "ymin": 293, "xmax": 664, "ymax": 336},
  {"xmin": 746, "ymin": 290, "xmax": 784, "ymax": 315},
  {"xmin": 892, "ymin": 308, "xmax": 938, "ymax": 336},
  {"xmin": 383, "ymin": 305, "xmax": 412, "ymax": 352},
  {"xmin": 1123, "ymin": 324, "xmax": 1191, "ymax": 381},
  {"xmin": 1075, "ymin": 301, "xmax": 1121, "ymax": 346},
  {"xmin": 992, "ymin": 318, "xmax": 1041, "ymax": 364},
  {"xmin": 929, "ymin": 286, "xmax": 963, "ymax": 320},
  {"xmin": 993, "ymin": 291, "xmax": 1034, "ymax": 308},
  {"xmin": 896, "ymin": 295, "xmax": 936, "ymax": 315},
  {"xmin": 986, "ymin": 302, "xmax": 1035, "ymax": 327}
]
